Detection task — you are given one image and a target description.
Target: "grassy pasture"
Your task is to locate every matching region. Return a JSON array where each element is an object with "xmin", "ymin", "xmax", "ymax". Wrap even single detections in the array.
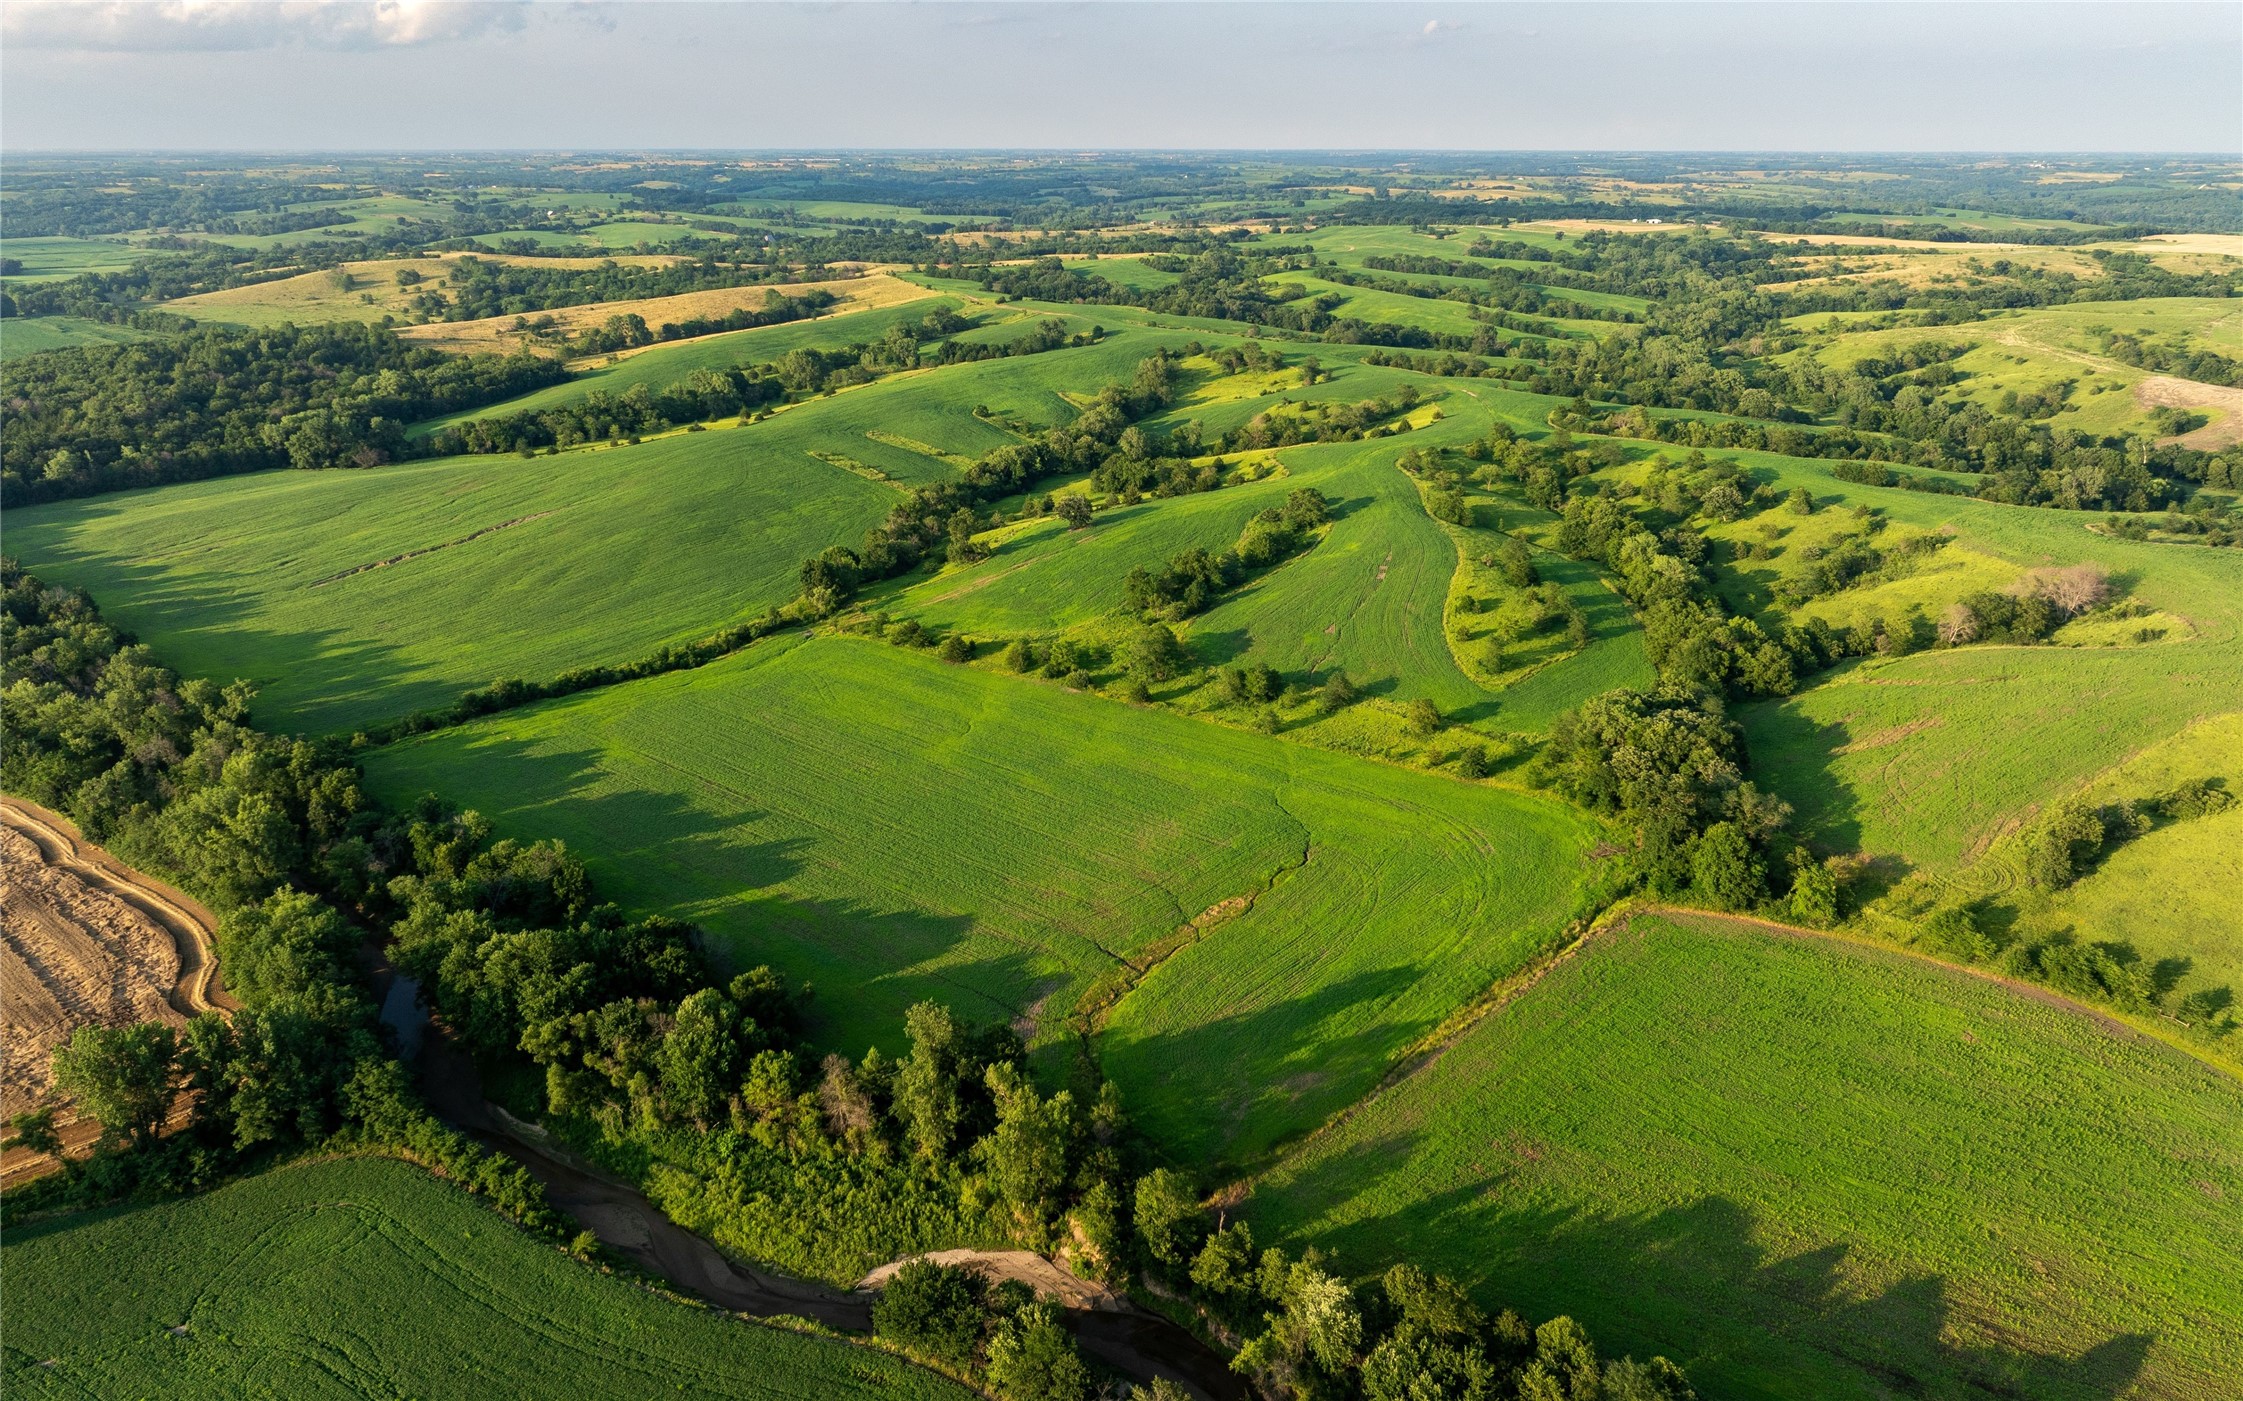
[
  {"xmin": 1803, "ymin": 297, "xmax": 2243, "ymax": 441},
  {"xmin": 1615, "ymin": 446, "xmax": 2243, "ymax": 882},
  {"xmin": 1, "ymin": 1156, "xmax": 968, "ymax": 1400},
  {"xmin": 1249, "ymin": 913, "xmax": 2243, "ymax": 1401},
  {"xmin": 0, "ymin": 315, "xmax": 152, "ymax": 360},
  {"xmin": 1927, "ymin": 712, "xmax": 2243, "ymax": 1016},
  {"xmin": 358, "ymin": 634, "xmax": 1602, "ymax": 1168}
]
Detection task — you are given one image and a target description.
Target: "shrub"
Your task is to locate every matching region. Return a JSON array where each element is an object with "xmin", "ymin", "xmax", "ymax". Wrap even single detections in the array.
[
  {"xmin": 871, "ymin": 1259, "xmax": 987, "ymax": 1367},
  {"xmin": 1919, "ymin": 906, "xmax": 1994, "ymax": 963},
  {"xmin": 985, "ymin": 1302, "xmax": 1092, "ymax": 1401},
  {"xmin": 938, "ymin": 633, "xmax": 975, "ymax": 664}
]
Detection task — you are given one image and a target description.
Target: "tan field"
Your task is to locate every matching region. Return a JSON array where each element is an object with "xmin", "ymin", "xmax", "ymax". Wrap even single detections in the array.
[
  {"xmin": 395, "ymin": 270, "xmax": 938, "ymax": 358},
  {"xmin": 163, "ymin": 250, "xmax": 693, "ymax": 329}
]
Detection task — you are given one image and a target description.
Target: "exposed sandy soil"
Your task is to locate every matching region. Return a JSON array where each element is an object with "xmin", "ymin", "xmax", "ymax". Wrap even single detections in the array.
[
  {"xmin": 858, "ymin": 1249, "xmax": 1124, "ymax": 1312},
  {"xmin": 394, "ymin": 271, "xmax": 937, "ymax": 358},
  {"xmin": 1, "ymin": 798, "xmax": 229, "ymax": 1184},
  {"xmin": 2138, "ymin": 374, "xmax": 2243, "ymax": 449}
]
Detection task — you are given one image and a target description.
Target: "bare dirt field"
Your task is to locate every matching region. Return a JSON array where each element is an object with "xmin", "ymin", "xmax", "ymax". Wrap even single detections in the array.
[
  {"xmin": 1, "ymin": 798, "xmax": 228, "ymax": 1184},
  {"xmin": 2139, "ymin": 374, "xmax": 2243, "ymax": 449}
]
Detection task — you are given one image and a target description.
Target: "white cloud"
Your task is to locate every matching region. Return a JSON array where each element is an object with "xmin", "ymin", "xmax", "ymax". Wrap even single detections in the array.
[{"xmin": 4, "ymin": 1, "xmax": 534, "ymax": 52}]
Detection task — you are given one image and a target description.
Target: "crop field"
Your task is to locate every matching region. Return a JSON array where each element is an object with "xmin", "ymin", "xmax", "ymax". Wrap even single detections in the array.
[
  {"xmin": 1262, "ymin": 272, "xmax": 1514, "ymax": 339},
  {"xmin": 887, "ymin": 469, "xmax": 1304, "ymax": 636},
  {"xmin": 4, "ymin": 330, "xmax": 1219, "ymax": 735},
  {"xmin": 0, "ymin": 235, "xmax": 150, "ymax": 281},
  {"xmin": 4, "ymin": 430, "xmax": 898, "ymax": 735},
  {"xmin": 12, "ymin": 140, "xmax": 2243, "ymax": 1401},
  {"xmin": 359, "ymin": 634, "xmax": 1602, "ymax": 1166},
  {"xmin": 0, "ymin": 315, "xmax": 152, "ymax": 359},
  {"xmin": 1248, "ymin": 912, "xmax": 2243, "ymax": 1401},
  {"xmin": 1, "ymin": 1156, "xmax": 970, "ymax": 1400},
  {"xmin": 1056, "ymin": 255, "xmax": 1181, "ymax": 291}
]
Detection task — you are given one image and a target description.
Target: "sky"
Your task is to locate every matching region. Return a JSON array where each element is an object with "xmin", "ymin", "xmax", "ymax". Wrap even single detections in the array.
[{"xmin": 3, "ymin": 1, "xmax": 2238, "ymax": 152}]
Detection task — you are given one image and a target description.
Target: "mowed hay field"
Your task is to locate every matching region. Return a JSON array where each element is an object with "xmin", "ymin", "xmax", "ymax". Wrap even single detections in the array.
[
  {"xmin": 1248, "ymin": 914, "xmax": 2243, "ymax": 1401},
  {"xmin": 395, "ymin": 272, "xmax": 936, "ymax": 357},
  {"xmin": 156, "ymin": 251, "xmax": 689, "ymax": 329},
  {"xmin": 1, "ymin": 1156, "xmax": 970, "ymax": 1400},
  {"xmin": 359, "ymin": 634, "xmax": 1603, "ymax": 1167}
]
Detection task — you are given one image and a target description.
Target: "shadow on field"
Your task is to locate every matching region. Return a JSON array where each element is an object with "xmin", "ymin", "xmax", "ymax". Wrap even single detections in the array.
[
  {"xmin": 1733, "ymin": 697, "xmax": 1874, "ymax": 867},
  {"xmin": 1103, "ymin": 964, "xmax": 1431, "ymax": 1171},
  {"xmin": 1254, "ymin": 1151, "xmax": 2154, "ymax": 1401}
]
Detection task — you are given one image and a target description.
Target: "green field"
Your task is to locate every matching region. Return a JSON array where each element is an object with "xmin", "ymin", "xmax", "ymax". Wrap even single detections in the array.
[
  {"xmin": 1059, "ymin": 255, "xmax": 1183, "ymax": 291},
  {"xmin": 0, "ymin": 315, "xmax": 153, "ymax": 360},
  {"xmin": 359, "ymin": 633, "xmax": 1603, "ymax": 1167},
  {"xmin": 0, "ymin": 235, "xmax": 150, "ymax": 281},
  {"xmin": 1265, "ymin": 272, "xmax": 1507, "ymax": 339},
  {"xmin": 1, "ymin": 1156, "xmax": 969, "ymax": 1400},
  {"xmin": 4, "ymin": 430, "xmax": 898, "ymax": 736},
  {"xmin": 1625, "ymin": 447, "xmax": 2243, "ymax": 866},
  {"xmin": 1249, "ymin": 913, "xmax": 2243, "ymax": 1401}
]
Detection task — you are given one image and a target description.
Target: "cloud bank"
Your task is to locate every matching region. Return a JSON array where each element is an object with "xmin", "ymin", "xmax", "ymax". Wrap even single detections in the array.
[{"xmin": 5, "ymin": 0, "xmax": 533, "ymax": 52}]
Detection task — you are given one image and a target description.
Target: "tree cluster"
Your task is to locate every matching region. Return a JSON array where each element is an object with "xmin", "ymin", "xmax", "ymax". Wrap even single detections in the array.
[
  {"xmin": 1123, "ymin": 489, "xmax": 1331, "ymax": 620},
  {"xmin": 2, "ymin": 323, "xmax": 568, "ymax": 506}
]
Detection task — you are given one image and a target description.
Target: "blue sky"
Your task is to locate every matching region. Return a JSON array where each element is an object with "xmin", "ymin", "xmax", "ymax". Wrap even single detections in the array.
[{"xmin": 4, "ymin": 2, "xmax": 2237, "ymax": 152}]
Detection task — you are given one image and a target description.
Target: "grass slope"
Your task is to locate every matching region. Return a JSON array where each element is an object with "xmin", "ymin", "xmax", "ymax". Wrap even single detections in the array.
[
  {"xmin": 412, "ymin": 297, "xmax": 970, "ymax": 432},
  {"xmin": 1250, "ymin": 913, "xmax": 2243, "ymax": 1401},
  {"xmin": 1, "ymin": 1156, "xmax": 968, "ymax": 1400},
  {"xmin": 0, "ymin": 316, "xmax": 152, "ymax": 360},
  {"xmin": 359, "ymin": 634, "xmax": 1602, "ymax": 1167},
  {"xmin": 1678, "ymin": 449, "xmax": 2243, "ymax": 872}
]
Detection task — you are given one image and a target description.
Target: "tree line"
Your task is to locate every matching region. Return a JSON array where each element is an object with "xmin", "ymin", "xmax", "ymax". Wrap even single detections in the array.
[
  {"xmin": 2, "ymin": 322, "xmax": 569, "ymax": 507},
  {"xmin": 428, "ymin": 313, "xmax": 1098, "ymax": 458}
]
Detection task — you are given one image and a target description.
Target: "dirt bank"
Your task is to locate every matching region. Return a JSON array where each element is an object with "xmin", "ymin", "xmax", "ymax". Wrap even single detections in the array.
[{"xmin": 1, "ymin": 798, "xmax": 240, "ymax": 1185}]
